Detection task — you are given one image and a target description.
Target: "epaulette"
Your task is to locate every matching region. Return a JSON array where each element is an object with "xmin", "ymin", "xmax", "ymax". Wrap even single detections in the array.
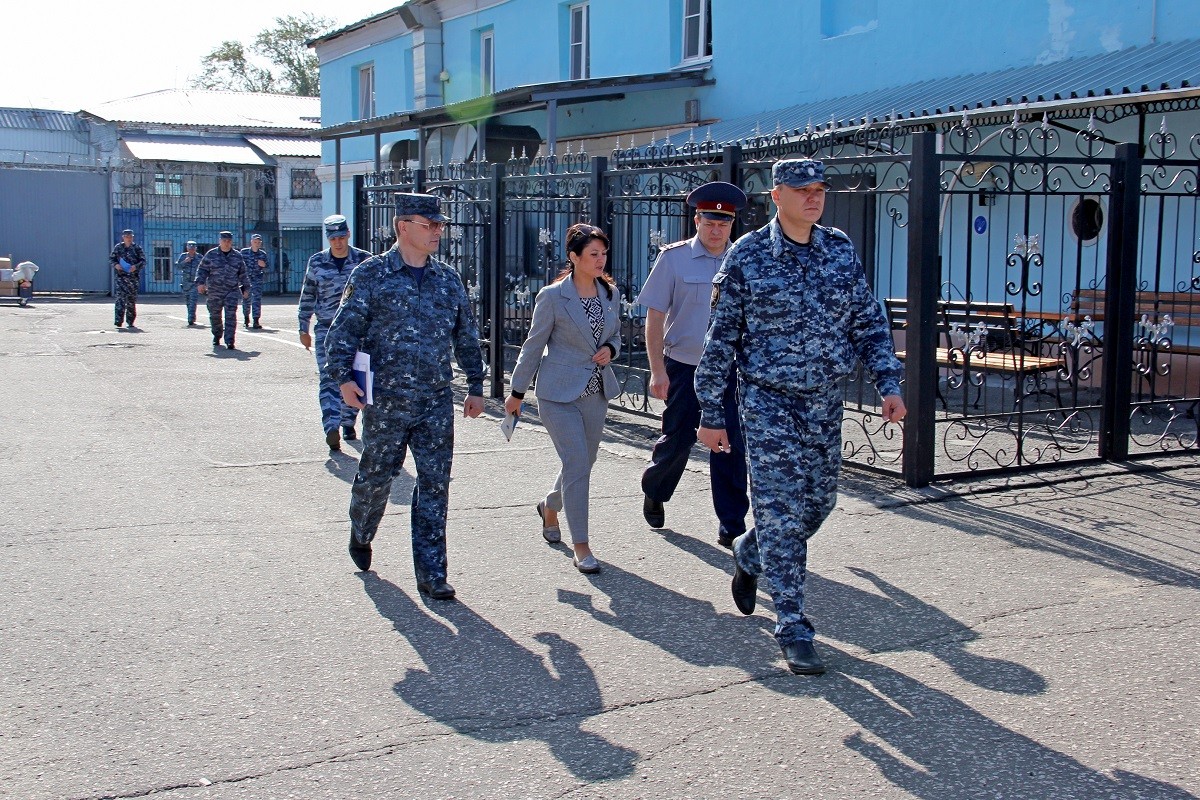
[
  {"xmin": 659, "ymin": 240, "xmax": 688, "ymax": 251},
  {"xmin": 825, "ymin": 226, "xmax": 852, "ymax": 243}
]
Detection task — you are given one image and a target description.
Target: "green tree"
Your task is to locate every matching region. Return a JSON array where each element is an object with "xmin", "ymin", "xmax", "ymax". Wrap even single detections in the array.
[{"xmin": 192, "ymin": 13, "xmax": 333, "ymax": 96}]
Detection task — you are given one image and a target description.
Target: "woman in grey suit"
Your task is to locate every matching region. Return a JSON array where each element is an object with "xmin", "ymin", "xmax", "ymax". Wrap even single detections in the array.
[{"xmin": 504, "ymin": 224, "xmax": 622, "ymax": 573}]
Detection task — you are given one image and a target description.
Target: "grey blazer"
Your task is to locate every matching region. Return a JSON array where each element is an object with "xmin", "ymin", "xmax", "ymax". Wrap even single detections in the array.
[{"xmin": 510, "ymin": 276, "xmax": 622, "ymax": 403}]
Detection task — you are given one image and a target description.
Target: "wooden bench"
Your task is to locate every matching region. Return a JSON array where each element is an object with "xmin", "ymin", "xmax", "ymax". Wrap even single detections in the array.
[
  {"xmin": 1070, "ymin": 289, "xmax": 1200, "ymax": 356},
  {"xmin": 885, "ymin": 297, "xmax": 1064, "ymax": 408}
]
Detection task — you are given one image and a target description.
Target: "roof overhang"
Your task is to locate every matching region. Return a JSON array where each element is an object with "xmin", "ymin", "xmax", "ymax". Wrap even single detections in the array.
[
  {"xmin": 317, "ymin": 66, "xmax": 712, "ymax": 140},
  {"xmin": 120, "ymin": 134, "xmax": 273, "ymax": 166}
]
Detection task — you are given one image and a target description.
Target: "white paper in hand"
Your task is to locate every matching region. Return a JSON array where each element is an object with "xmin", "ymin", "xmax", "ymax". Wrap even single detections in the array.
[
  {"xmin": 500, "ymin": 412, "xmax": 519, "ymax": 441},
  {"xmin": 352, "ymin": 351, "xmax": 374, "ymax": 405}
]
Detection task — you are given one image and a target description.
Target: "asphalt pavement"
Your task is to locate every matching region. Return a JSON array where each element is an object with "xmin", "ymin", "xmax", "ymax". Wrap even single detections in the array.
[{"xmin": 2, "ymin": 296, "xmax": 1198, "ymax": 800}]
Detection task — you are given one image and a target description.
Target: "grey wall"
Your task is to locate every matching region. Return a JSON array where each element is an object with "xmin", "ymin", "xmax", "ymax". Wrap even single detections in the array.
[{"xmin": 0, "ymin": 169, "xmax": 111, "ymax": 292}]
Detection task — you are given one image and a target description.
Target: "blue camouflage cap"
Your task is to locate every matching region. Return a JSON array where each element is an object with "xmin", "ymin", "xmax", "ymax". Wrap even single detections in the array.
[
  {"xmin": 687, "ymin": 181, "xmax": 747, "ymax": 220},
  {"xmin": 772, "ymin": 158, "xmax": 828, "ymax": 188},
  {"xmin": 395, "ymin": 192, "xmax": 447, "ymax": 222},
  {"xmin": 218, "ymin": 231, "xmax": 233, "ymax": 240},
  {"xmin": 323, "ymin": 214, "xmax": 350, "ymax": 238}
]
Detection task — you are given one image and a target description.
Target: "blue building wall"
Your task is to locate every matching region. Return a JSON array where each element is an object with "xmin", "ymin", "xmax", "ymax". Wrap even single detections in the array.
[{"xmin": 704, "ymin": 0, "xmax": 1200, "ymax": 121}]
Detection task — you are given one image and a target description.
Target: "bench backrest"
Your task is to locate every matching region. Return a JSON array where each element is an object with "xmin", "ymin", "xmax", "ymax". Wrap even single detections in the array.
[
  {"xmin": 885, "ymin": 298, "xmax": 1019, "ymax": 351},
  {"xmin": 1071, "ymin": 289, "xmax": 1200, "ymax": 326}
]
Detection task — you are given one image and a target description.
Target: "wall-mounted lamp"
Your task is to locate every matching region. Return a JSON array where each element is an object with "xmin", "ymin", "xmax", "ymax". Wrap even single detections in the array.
[{"xmin": 438, "ymin": 70, "xmax": 451, "ymax": 83}]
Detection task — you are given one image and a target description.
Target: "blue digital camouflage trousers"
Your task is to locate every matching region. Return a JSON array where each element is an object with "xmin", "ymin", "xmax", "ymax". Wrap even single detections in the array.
[
  {"xmin": 206, "ymin": 292, "xmax": 241, "ymax": 346},
  {"xmin": 313, "ymin": 324, "xmax": 359, "ymax": 434},
  {"xmin": 182, "ymin": 285, "xmax": 198, "ymax": 324},
  {"xmin": 114, "ymin": 275, "xmax": 138, "ymax": 326},
  {"xmin": 733, "ymin": 380, "xmax": 844, "ymax": 646},
  {"xmin": 349, "ymin": 386, "xmax": 455, "ymax": 583},
  {"xmin": 242, "ymin": 283, "xmax": 263, "ymax": 322}
]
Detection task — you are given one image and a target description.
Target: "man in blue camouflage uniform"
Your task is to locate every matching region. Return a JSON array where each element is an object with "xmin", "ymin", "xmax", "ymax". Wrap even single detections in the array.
[
  {"xmin": 325, "ymin": 193, "xmax": 485, "ymax": 600},
  {"xmin": 196, "ymin": 231, "xmax": 250, "ymax": 350},
  {"xmin": 695, "ymin": 159, "xmax": 907, "ymax": 675},
  {"xmin": 240, "ymin": 233, "xmax": 270, "ymax": 329},
  {"xmin": 298, "ymin": 214, "xmax": 373, "ymax": 452},
  {"xmin": 638, "ymin": 181, "xmax": 750, "ymax": 548},
  {"xmin": 176, "ymin": 240, "xmax": 201, "ymax": 326},
  {"xmin": 109, "ymin": 229, "xmax": 145, "ymax": 328}
]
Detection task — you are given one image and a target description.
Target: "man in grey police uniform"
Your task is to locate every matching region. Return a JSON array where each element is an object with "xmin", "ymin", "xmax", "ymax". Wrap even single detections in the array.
[
  {"xmin": 325, "ymin": 193, "xmax": 485, "ymax": 600},
  {"xmin": 196, "ymin": 231, "xmax": 251, "ymax": 350},
  {"xmin": 240, "ymin": 233, "xmax": 270, "ymax": 329},
  {"xmin": 298, "ymin": 214, "xmax": 373, "ymax": 452},
  {"xmin": 695, "ymin": 159, "xmax": 907, "ymax": 675},
  {"xmin": 637, "ymin": 181, "xmax": 750, "ymax": 548},
  {"xmin": 176, "ymin": 240, "xmax": 201, "ymax": 326}
]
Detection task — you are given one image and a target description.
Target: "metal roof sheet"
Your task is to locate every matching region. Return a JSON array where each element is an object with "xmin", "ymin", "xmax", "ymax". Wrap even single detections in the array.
[
  {"xmin": 0, "ymin": 108, "xmax": 88, "ymax": 132},
  {"xmin": 244, "ymin": 135, "xmax": 320, "ymax": 157},
  {"xmin": 121, "ymin": 134, "xmax": 272, "ymax": 166},
  {"xmin": 85, "ymin": 90, "xmax": 320, "ymax": 131},
  {"xmin": 697, "ymin": 38, "xmax": 1200, "ymax": 145}
]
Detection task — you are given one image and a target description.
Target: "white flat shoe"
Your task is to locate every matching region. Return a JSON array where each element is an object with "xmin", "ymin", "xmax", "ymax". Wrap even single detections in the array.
[{"xmin": 572, "ymin": 554, "xmax": 600, "ymax": 574}]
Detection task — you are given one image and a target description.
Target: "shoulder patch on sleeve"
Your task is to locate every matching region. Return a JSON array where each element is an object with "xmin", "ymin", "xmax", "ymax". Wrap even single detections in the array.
[
  {"xmin": 710, "ymin": 272, "xmax": 727, "ymax": 309},
  {"xmin": 341, "ymin": 282, "xmax": 355, "ymax": 304}
]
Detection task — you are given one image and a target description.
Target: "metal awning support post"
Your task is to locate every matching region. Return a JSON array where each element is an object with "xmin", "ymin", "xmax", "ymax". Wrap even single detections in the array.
[
  {"xmin": 334, "ymin": 139, "xmax": 342, "ymax": 214},
  {"xmin": 546, "ymin": 98, "xmax": 558, "ymax": 156}
]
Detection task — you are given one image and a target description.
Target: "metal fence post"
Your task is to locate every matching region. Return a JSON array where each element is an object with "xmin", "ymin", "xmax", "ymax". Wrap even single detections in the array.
[
  {"xmin": 487, "ymin": 162, "xmax": 506, "ymax": 398},
  {"xmin": 901, "ymin": 131, "xmax": 940, "ymax": 487},
  {"xmin": 588, "ymin": 156, "xmax": 607, "ymax": 224},
  {"xmin": 414, "ymin": 169, "xmax": 427, "ymax": 194},
  {"xmin": 1100, "ymin": 142, "xmax": 1141, "ymax": 460}
]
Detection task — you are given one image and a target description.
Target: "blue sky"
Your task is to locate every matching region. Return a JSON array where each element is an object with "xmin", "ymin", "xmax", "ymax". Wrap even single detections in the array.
[{"xmin": 4, "ymin": 1, "xmax": 388, "ymax": 110}]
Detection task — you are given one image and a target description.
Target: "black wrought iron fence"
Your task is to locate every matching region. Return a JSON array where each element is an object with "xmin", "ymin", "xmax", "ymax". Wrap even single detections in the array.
[{"xmin": 355, "ymin": 116, "xmax": 1199, "ymax": 486}]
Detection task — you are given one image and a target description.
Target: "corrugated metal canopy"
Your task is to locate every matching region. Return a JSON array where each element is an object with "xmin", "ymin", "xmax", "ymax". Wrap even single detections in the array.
[
  {"xmin": 244, "ymin": 136, "xmax": 320, "ymax": 158},
  {"xmin": 121, "ymin": 134, "xmax": 272, "ymax": 166},
  {"xmin": 85, "ymin": 90, "xmax": 320, "ymax": 131},
  {"xmin": 698, "ymin": 38, "xmax": 1200, "ymax": 145},
  {"xmin": 0, "ymin": 108, "xmax": 88, "ymax": 132}
]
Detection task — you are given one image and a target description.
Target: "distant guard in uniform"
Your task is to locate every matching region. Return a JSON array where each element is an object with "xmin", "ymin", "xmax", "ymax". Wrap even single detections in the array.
[
  {"xmin": 637, "ymin": 181, "xmax": 750, "ymax": 548},
  {"xmin": 298, "ymin": 214, "xmax": 372, "ymax": 452},
  {"xmin": 196, "ymin": 231, "xmax": 250, "ymax": 350},
  {"xmin": 176, "ymin": 240, "xmax": 201, "ymax": 326},
  {"xmin": 695, "ymin": 159, "xmax": 908, "ymax": 676},
  {"xmin": 109, "ymin": 229, "xmax": 145, "ymax": 329},
  {"xmin": 325, "ymin": 193, "xmax": 485, "ymax": 599},
  {"xmin": 240, "ymin": 233, "xmax": 270, "ymax": 328}
]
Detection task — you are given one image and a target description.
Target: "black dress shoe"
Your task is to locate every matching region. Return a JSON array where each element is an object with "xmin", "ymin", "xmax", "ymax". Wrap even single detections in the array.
[
  {"xmin": 341, "ymin": 425, "xmax": 357, "ymax": 441},
  {"xmin": 717, "ymin": 527, "xmax": 740, "ymax": 549},
  {"xmin": 731, "ymin": 562, "xmax": 757, "ymax": 615},
  {"xmin": 417, "ymin": 579, "xmax": 456, "ymax": 600},
  {"xmin": 326, "ymin": 429, "xmax": 341, "ymax": 452},
  {"xmin": 781, "ymin": 640, "xmax": 826, "ymax": 675},
  {"xmin": 642, "ymin": 495, "xmax": 665, "ymax": 528},
  {"xmin": 348, "ymin": 532, "xmax": 372, "ymax": 571},
  {"xmin": 226, "ymin": 342, "xmax": 236, "ymax": 350}
]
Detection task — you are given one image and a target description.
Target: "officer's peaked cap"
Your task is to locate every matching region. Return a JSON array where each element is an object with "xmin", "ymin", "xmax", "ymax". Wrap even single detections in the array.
[
  {"xmin": 687, "ymin": 181, "xmax": 747, "ymax": 220},
  {"xmin": 395, "ymin": 193, "xmax": 447, "ymax": 222},
  {"xmin": 250, "ymin": 233, "xmax": 262, "ymax": 241},
  {"xmin": 120, "ymin": 229, "xmax": 134, "ymax": 236},
  {"xmin": 186, "ymin": 240, "xmax": 197, "ymax": 246},
  {"xmin": 218, "ymin": 231, "xmax": 234, "ymax": 239}
]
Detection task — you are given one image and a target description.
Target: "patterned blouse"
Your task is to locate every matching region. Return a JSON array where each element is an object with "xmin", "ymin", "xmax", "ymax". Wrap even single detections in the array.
[{"xmin": 580, "ymin": 295, "xmax": 604, "ymax": 397}]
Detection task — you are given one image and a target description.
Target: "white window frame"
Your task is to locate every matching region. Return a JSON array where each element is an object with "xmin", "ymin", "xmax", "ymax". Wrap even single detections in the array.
[
  {"xmin": 358, "ymin": 64, "xmax": 376, "ymax": 119},
  {"xmin": 154, "ymin": 172, "xmax": 183, "ymax": 196},
  {"xmin": 682, "ymin": 0, "xmax": 712, "ymax": 62},
  {"xmin": 290, "ymin": 168, "xmax": 321, "ymax": 199},
  {"xmin": 480, "ymin": 29, "xmax": 495, "ymax": 95},
  {"xmin": 569, "ymin": 3, "xmax": 590, "ymax": 80},
  {"xmin": 152, "ymin": 241, "xmax": 172, "ymax": 282}
]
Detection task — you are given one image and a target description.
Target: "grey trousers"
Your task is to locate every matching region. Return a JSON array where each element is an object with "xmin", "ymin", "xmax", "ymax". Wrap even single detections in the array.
[{"xmin": 538, "ymin": 392, "xmax": 608, "ymax": 546}]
